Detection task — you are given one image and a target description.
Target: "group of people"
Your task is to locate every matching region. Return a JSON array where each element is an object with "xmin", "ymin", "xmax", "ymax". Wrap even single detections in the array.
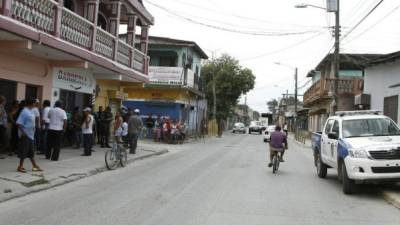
[
  {"xmin": 0, "ymin": 95, "xmax": 148, "ymax": 173},
  {"xmin": 143, "ymin": 114, "xmax": 187, "ymax": 144}
]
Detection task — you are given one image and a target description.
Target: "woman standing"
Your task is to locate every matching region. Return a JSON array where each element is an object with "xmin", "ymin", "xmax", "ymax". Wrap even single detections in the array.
[{"xmin": 113, "ymin": 111, "xmax": 123, "ymax": 143}]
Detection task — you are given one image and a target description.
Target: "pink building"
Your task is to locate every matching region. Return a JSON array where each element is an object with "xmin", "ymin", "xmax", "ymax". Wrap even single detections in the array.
[{"xmin": 0, "ymin": 0, "xmax": 153, "ymax": 111}]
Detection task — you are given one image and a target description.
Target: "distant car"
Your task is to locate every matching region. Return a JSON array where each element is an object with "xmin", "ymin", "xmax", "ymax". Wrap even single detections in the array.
[
  {"xmin": 249, "ymin": 121, "xmax": 262, "ymax": 134},
  {"xmin": 232, "ymin": 122, "xmax": 246, "ymax": 134},
  {"xmin": 263, "ymin": 125, "xmax": 276, "ymax": 142}
]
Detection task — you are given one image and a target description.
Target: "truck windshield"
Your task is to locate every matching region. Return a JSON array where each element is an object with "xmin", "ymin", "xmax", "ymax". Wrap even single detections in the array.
[{"xmin": 342, "ymin": 118, "xmax": 400, "ymax": 138}]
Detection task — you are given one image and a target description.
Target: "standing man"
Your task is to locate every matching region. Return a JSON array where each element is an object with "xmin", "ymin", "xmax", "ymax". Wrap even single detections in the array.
[
  {"xmin": 46, "ymin": 101, "xmax": 67, "ymax": 161},
  {"xmin": 0, "ymin": 96, "xmax": 7, "ymax": 158},
  {"xmin": 81, "ymin": 107, "xmax": 94, "ymax": 156},
  {"xmin": 72, "ymin": 107, "xmax": 82, "ymax": 149},
  {"xmin": 39, "ymin": 100, "xmax": 51, "ymax": 155},
  {"xmin": 100, "ymin": 106, "xmax": 113, "ymax": 148},
  {"xmin": 16, "ymin": 98, "xmax": 42, "ymax": 173},
  {"xmin": 145, "ymin": 114, "xmax": 155, "ymax": 139},
  {"xmin": 96, "ymin": 106, "xmax": 104, "ymax": 145},
  {"xmin": 128, "ymin": 109, "xmax": 143, "ymax": 154}
]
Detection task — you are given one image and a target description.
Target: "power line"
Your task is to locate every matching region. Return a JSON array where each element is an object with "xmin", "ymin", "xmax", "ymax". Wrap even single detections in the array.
[
  {"xmin": 239, "ymin": 31, "xmax": 328, "ymax": 61},
  {"xmin": 341, "ymin": 0, "xmax": 385, "ymax": 41},
  {"xmin": 146, "ymin": 0, "xmax": 322, "ymax": 36}
]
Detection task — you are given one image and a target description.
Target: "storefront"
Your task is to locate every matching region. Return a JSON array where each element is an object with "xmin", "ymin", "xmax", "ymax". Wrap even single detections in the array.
[
  {"xmin": 52, "ymin": 67, "xmax": 96, "ymax": 113},
  {"xmin": 95, "ymin": 80, "xmax": 126, "ymax": 115}
]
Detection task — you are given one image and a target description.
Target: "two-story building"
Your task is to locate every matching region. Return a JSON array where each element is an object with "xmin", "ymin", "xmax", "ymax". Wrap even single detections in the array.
[
  {"xmin": 0, "ymin": 0, "xmax": 153, "ymax": 113},
  {"xmin": 304, "ymin": 53, "xmax": 381, "ymax": 132},
  {"xmin": 122, "ymin": 36, "xmax": 208, "ymax": 136},
  {"xmin": 360, "ymin": 51, "xmax": 400, "ymax": 124}
]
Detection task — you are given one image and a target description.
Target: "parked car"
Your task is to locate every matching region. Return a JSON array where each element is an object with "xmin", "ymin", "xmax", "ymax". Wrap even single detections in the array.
[
  {"xmin": 249, "ymin": 121, "xmax": 262, "ymax": 134},
  {"xmin": 263, "ymin": 125, "xmax": 276, "ymax": 142},
  {"xmin": 232, "ymin": 122, "xmax": 246, "ymax": 134},
  {"xmin": 311, "ymin": 110, "xmax": 400, "ymax": 194}
]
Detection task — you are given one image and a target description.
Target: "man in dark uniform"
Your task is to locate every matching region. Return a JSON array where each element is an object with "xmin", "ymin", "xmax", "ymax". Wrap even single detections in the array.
[
  {"xmin": 100, "ymin": 106, "xmax": 113, "ymax": 148},
  {"xmin": 96, "ymin": 106, "xmax": 104, "ymax": 146}
]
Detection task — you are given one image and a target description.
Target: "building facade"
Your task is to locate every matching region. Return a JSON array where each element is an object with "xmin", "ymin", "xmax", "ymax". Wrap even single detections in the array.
[
  {"xmin": 362, "ymin": 51, "xmax": 400, "ymax": 124},
  {"xmin": 123, "ymin": 36, "xmax": 208, "ymax": 136},
  {"xmin": 0, "ymin": 0, "xmax": 153, "ymax": 113},
  {"xmin": 304, "ymin": 54, "xmax": 381, "ymax": 132}
]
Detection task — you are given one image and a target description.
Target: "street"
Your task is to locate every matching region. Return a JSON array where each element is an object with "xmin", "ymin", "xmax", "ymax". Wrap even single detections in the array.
[{"xmin": 0, "ymin": 134, "xmax": 399, "ymax": 225}]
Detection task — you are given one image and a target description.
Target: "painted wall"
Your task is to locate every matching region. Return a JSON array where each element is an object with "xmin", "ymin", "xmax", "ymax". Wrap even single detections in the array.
[{"xmin": 364, "ymin": 60, "xmax": 400, "ymax": 123}]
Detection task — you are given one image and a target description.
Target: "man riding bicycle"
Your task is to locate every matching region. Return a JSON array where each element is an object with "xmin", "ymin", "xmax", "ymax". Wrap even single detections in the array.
[{"xmin": 268, "ymin": 125, "xmax": 288, "ymax": 167}]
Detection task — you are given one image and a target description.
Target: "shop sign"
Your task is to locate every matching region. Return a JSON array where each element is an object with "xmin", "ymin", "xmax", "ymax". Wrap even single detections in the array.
[
  {"xmin": 149, "ymin": 66, "xmax": 184, "ymax": 85},
  {"xmin": 53, "ymin": 67, "xmax": 95, "ymax": 94}
]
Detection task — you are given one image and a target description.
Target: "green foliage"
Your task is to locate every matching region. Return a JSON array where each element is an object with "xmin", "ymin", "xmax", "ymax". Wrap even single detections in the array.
[
  {"xmin": 267, "ymin": 99, "xmax": 278, "ymax": 115},
  {"xmin": 202, "ymin": 54, "xmax": 255, "ymax": 120}
]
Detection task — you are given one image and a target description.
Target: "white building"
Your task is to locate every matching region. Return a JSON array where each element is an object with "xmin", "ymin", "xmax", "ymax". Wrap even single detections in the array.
[{"xmin": 362, "ymin": 51, "xmax": 400, "ymax": 124}]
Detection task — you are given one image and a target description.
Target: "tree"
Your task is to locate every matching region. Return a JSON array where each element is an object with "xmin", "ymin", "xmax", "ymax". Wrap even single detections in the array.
[
  {"xmin": 267, "ymin": 99, "xmax": 278, "ymax": 115},
  {"xmin": 202, "ymin": 54, "xmax": 255, "ymax": 134}
]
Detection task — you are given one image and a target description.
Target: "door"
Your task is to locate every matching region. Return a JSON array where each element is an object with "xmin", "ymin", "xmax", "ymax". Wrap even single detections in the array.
[
  {"xmin": 329, "ymin": 120, "xmax": 340, "ymax": 167},
  {"xmin": 0, "ymin": 79, "xmax": 17, "ymax": 110},
  {"xmin": 384, "ymin": 95, "xmax": 398, "ymax": 123},
  {"xmin": 321, "ymin": 119, "xmax": 334, "ymax": 166},
  {"xmin": 25, "ymin": 85, "xmax": 38, "ymax": 100}
]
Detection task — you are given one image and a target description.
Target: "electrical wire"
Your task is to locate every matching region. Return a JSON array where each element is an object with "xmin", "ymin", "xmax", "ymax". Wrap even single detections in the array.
[{"xmin": 145, "ymin": 0, "xmax": 323, "ymax": 36}]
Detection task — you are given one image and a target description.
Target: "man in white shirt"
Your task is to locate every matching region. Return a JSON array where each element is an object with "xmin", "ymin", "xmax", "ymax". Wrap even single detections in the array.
[
  {"xmin": 46, "ymin": 101, "xmax": 67, "ymax": 161},
  {"xmin": 39, "ymin": 100, "xmax": 51, "ymax": 154},
  {"xmin": 81, "ymin": 107, "xmax": 94, "ymax": 156}
]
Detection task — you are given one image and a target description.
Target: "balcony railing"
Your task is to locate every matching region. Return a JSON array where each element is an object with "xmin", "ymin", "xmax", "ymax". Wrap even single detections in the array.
[
  {"xmin": 304, "ymin": 78, "xmax": 363, "ymax": 105},
  {"xmin": 5, "ymin": 0, "xmax": 148, "ymax": 75}
]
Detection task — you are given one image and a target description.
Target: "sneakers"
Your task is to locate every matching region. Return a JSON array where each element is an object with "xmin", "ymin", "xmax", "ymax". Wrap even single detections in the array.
[
  {"xmin": 268, "ymin": 163, "xmax": 272, "ymax": 167},
  {"xmin": 32, "ymin": 166, "xmax": 43, "ymax": 172}
]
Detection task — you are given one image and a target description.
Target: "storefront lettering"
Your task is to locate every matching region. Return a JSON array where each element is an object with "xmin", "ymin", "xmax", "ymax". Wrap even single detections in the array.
[{"xmin": 57, "ymin": 70, "xmax": 89, "ymax": 87}]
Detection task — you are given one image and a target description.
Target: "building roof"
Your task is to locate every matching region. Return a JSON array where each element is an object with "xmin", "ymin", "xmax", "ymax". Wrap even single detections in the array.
[
  {"xmin": 308, "ymin": 53, "xmax": 382, "ymax": 77},
  {"xmin": 148, "ymin": 36, "xmax": 209, "ymax": 59},
  {"xmin": 365, "ymin": 50, "xmax": 400, "ymax": 67}
]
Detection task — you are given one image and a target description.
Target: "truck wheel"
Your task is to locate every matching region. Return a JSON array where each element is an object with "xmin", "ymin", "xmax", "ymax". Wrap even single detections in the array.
[
  {"xmin": 316, "ymin": 152, "xmax": 327, "ymax": 178},
  {"xmin": 341, "ymin": 162, "xmax": 356, "ymax": 195}
]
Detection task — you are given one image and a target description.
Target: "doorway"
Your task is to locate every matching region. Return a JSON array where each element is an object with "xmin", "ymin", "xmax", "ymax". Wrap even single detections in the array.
[{"xmin": 384, "ymin": 95, "xmax": 399, "ymax": 123}]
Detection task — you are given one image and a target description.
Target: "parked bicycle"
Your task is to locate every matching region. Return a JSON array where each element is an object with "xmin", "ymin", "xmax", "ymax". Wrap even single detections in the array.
[{"xmin": 105, "ymin": 141, "xmax": 128, "ymax": 170}]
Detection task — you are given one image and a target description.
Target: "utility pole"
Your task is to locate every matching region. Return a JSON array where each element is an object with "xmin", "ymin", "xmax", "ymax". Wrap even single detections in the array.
[
  {"xmin": 294, "ymin": 67, "xmax": 298, "ymax": 132},
  {"xmin": 333, "ymin": 0, "xmax": 340, "ymax": 114},
  {"xmin": 212, "ymin": 52, "xmax": 217, "ymax": 121}
]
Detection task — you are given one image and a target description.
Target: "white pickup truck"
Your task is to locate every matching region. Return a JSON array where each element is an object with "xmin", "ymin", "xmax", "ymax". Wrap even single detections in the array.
[{"xmin": 311, "ymin": 111, "xmax": 400, "ymax": 194}]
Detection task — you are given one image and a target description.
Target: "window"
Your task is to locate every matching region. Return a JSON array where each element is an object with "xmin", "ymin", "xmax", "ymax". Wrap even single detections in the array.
[
  {"xmin": 324, "ymin": 120, "xmax": 334, "ymax": 134},
  {"xmin": 332, "ymin": 121, "xmax": 339, "ymax": 134},
  {"xmin": 159, "ymin": 57, "xmax": 176, "ymax": 67},
  {"xmin": 97, "ymin": 13, "xmax": 107, "ymax": 30},
  {"xmin": 342, "ymin": 118, "xmax": 400, "ymax": 138},
  {"xmin": 25, "ymin": 85, "xmax": 38, "ymax": 100}
]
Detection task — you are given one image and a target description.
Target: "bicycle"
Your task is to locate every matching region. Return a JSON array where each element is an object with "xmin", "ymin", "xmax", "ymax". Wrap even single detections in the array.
[
  {"xmin": 272, "ymin": 151, "xmax": 282, "ymax": 174},
  {"xmin": 105, "ymin": 141, "xmax": 128, "ymax": 170}
]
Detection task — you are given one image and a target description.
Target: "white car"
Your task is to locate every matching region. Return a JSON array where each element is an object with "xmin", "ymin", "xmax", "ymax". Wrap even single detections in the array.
[
  {"xmin": 263, "ymin": 125, "xmax": 276, "ymax": 142},
  {"xmin": 232, "ymin": 122, "xmax": 246, "ymax": 134}
]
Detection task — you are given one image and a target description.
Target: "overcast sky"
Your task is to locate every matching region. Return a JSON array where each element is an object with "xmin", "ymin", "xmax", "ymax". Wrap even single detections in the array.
[{"xmin": 143, "ymin": 0, "xmax": 400, "ymax": 113}]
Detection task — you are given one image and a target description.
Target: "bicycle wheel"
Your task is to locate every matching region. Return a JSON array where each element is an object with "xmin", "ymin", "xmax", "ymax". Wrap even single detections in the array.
[
  {"xmin": 105, "ymin": 149, "xmax": 119, "ymax": 170},
  {"xmin": 272, "ymin": 154, "xmax": 279, "ymax": 174},
  {"xmin": 119, "ymin": 146, "xmax": 128, "ymax": 167}
]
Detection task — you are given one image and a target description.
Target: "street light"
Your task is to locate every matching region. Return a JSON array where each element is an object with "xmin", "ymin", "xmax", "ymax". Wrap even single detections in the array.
[{"xmin": 295, "ymin": 0, "xmax": 340, "ymax": 115}]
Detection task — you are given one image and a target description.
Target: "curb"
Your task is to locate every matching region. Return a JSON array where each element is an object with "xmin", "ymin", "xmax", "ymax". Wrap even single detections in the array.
[
  {"xmin": 0, "ymin": 149, "xmax": 168, "ymax": 203},
  {"xmin": 382, "ymin": 191, "xmax": 400, "ymax": 209}
]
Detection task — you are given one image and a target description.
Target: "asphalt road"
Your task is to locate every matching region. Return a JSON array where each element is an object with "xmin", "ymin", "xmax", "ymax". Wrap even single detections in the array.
[{"xmin": 0, "ymin": 133, "xmax": 399, "ymax": 225}]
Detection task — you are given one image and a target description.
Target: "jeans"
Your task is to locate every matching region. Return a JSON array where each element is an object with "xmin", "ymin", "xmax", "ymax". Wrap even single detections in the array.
[
  {"xmin": 83, "ymin": 133, "xmax": 93, "ymax": 156},
  {"xmin": 74, "ymin": 129, "xmax": 82, "ymax": 148},
  {"xmin": 39, "ymin": 125, "xmax": 49, "ymax": 154},
  {"xmin": 46, "ymin": 130, "xmax": 63, "ymax": 161},
  {"xmin": 129, "ymin": 133, "xmax": 138, "ymax": 154},
  {"xmin": 147, "ymin": 128, "xmax": 153, "ymax": 139}
]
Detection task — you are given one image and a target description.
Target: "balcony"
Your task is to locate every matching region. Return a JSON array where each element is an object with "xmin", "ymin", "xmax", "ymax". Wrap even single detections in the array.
[
  {"xmin": 0, "ymin": 0, "xmax": 149, "ymax": 76},
  {"xmin": 304, "ymin": 78, "xmax": 363, "ymax": 106}
]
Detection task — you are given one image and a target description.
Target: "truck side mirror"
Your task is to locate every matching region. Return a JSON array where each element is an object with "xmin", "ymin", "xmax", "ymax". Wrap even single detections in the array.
[{"xmin": 328, "ymin": 132, "xmax": 338, "ymax": 140}]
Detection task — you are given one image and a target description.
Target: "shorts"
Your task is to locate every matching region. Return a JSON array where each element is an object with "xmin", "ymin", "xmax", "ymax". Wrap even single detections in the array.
[
  {"xmin": 18, "ymin": 136, "xmax": 35, "ymax": 159},
  {"xmin": 270, "ymin": 146, "xmax": 285, "ymax": 153}
]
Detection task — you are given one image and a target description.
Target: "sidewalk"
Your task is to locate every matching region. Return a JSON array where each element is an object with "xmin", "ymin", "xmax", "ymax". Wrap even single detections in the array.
[
  {"xmin": 288, "ymin": 132, "xmax": 400, "ymax": 209},
  {"xmin": 0, "ymin": 141, "xmax": 168, "ymax": 203}
]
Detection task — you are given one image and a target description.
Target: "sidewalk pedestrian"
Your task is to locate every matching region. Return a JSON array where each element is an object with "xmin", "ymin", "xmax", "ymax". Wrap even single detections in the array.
[
  {"xmin": 113, "ymin": 111, "xmax": 123, "ymax": 143},
  {"xmin": 145, "ymin": 114, "xmax": 154, "ymax": 139},
  {"xmin": 100, "ymin": 106, "xmax": 113, "ymax": 148},
  {"xmin": 96, "ymin": 106, "xmax": 104, "ymax": 145},
  {"xmin": 128, "ymin": 109, "xmax": 143, "ymax": 154},
  {"xmin": 39, "ymin": 100, "xmax": 51, "ymax": 155},
  {"xmin": 46, "ymin": 101, "xmax": 67, "ymax": 161},
  {"xmin": 283, "ymin": 122, "xmax": 288, "ymax": 137},
  {"xmin": 16, "ymin": 98, "xmax": 42, "ymax": 173},
  {"xmin": 0, "ymin": 96, "xmax": 7, "ymax": 158},
  {"xmin": 81, "ymin": 107, "xmax": 94, "ymax": 156},
  {"xmin": 72, "ymin": 107, "xmax": 82, "ymax": 149}
]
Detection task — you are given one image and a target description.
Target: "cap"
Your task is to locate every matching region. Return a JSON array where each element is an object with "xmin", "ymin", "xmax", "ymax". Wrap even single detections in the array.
[
  {"xmin": 134, "ymin": 109, "xmax": 140, "ymax": 113},
  {"xmin": 83, "ymin": 107, "xmax": 92, "ymax": 112}
]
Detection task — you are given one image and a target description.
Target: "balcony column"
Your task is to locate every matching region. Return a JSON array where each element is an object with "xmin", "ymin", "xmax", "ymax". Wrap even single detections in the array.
[
  {"xmin": 109, "ymin": 0, "xmax": 121, "ymax": 61},
  {"xmin": 140, "ymin": 25, "xmax": 150, "ymax": 73},
  {"xmin": 53, "ymin": 0, "xmax": 64, "ymax": 37},
  {"xmin": 1, "ymin": 0, "xmax": 12, "ymax": 17},
  {"xmin": 86, "ymin": 0, "xmax": 99, "ymax": 51},
  {"xmin": 126, "ymin": 13, "xmax": 137, "ymax": 68}
]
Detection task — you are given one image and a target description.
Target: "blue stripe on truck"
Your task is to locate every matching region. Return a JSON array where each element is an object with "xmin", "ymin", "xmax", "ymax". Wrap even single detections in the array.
[{"xmin": 338, "ymin": 139, "xmax": 349, "ymax": 159}]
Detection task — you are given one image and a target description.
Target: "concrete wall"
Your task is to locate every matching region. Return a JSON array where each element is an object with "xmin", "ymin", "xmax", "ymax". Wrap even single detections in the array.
[{"xmin": 364, "ymin": 60, "xmax": 400, "ymax": 123}]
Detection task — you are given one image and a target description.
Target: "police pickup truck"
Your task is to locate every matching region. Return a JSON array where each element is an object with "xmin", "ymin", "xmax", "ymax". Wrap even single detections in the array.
[{"xmin": 311, "ymin": 111, "xmax": 400, "ymax": 194}]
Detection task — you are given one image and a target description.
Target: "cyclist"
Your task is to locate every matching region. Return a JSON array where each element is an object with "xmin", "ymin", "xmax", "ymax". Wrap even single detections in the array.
[{"xmin": 268, "ymin": 125, "xmax": 288, "ymax": 167}]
